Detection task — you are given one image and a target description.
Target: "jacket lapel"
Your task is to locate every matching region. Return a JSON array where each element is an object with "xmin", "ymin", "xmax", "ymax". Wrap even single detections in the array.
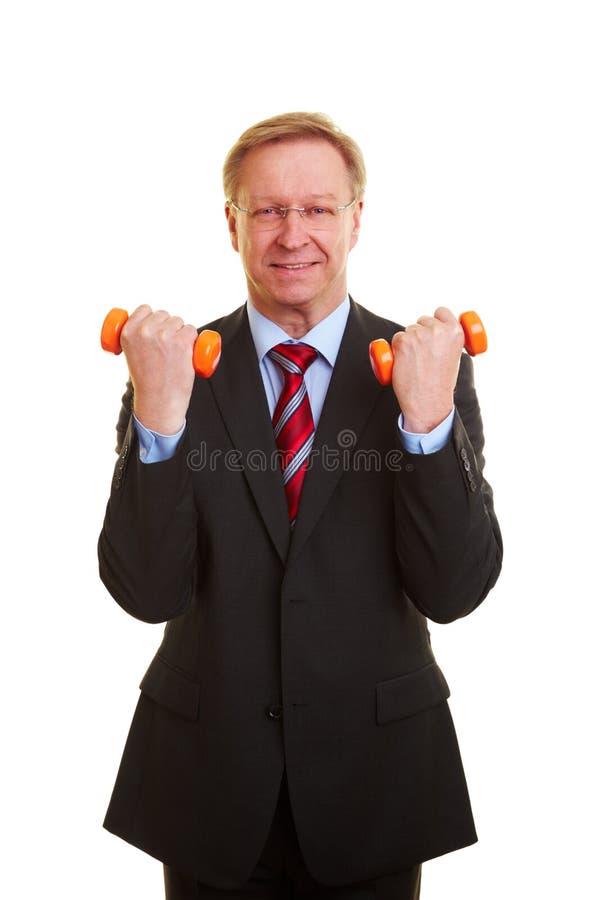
[
  {"xmin": 288, "ymin": 301, "xmax": 387, "ymax": 561},
  {"xmin": 208, "ymin": 301, "xmax": 394, "ymax": 566},
  {"xmin": 208, "ymin": 306, "xmax": 291, "ymax": 564}
]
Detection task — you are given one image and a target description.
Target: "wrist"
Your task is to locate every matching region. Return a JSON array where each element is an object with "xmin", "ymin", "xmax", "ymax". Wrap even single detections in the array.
[
  {"xmin": 401, "ymin": 404, "xmax": 453, "ymax": 435},
  {"xmin": 133, "ymin": 397, "xmax": 187, "ymax": 435}
]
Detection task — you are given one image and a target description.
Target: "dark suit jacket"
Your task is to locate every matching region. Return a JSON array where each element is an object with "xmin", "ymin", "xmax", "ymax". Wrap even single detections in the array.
[{"xmin": 99, "ymin": 299, "xmax": 502, "ymax": 888}]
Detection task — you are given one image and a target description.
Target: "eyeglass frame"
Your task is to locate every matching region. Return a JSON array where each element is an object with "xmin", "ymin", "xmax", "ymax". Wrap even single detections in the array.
[{"xmin": 227, "ymin": 197, "xmax": 358, "ymax": 225}]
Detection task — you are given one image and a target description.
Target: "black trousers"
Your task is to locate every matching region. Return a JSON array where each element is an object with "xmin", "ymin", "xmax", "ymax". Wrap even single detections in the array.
[{"xmin": 164, "ymin": 776, "xmax": 422, "ymax": 900}]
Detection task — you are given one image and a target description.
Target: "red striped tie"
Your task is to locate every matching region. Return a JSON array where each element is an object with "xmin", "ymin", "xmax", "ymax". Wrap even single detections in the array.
[{"xmin": 268, "ymin": 342, "xmax": 318, "ymax": 526}]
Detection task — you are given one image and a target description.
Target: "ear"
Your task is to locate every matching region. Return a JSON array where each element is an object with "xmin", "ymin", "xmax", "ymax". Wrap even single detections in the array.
[
  {"xmin": 349, "ymin": 199, "xmax": 363, "ymax": 251},
  {"xmin": 225, "ymin": 203, "xmax": 239, "ymax": 253}
]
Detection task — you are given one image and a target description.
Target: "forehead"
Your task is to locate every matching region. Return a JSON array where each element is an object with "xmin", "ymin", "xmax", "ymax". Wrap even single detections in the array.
[{"xmin": 236, "ymin": 139, "xmax": 351, "ymax": 202}]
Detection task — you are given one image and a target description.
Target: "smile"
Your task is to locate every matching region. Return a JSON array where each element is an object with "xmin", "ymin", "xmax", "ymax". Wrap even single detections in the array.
[{"xmin": 271, "ymin": 263, "xmax": 316, "ymax": 270}]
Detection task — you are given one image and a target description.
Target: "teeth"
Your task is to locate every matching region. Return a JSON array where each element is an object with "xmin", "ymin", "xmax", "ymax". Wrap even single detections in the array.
[{"xmin": 278, "ymin": 263, "xmax": 311, "ymax": 269}]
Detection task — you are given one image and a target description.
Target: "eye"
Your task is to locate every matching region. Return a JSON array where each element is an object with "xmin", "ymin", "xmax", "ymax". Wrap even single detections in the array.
[
  {"xmin": 309, "ymin": 206, "xmax": 333, "ymax": 216},
  {"xmin": 254, "ymin": 207, "xmax": 281, "ymax": 218}
]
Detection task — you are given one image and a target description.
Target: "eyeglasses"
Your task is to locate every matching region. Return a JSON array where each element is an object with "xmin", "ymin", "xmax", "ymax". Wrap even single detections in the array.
[{"xmin": 228, "ymin": 198, "xmax": 357, "ymax": 232}]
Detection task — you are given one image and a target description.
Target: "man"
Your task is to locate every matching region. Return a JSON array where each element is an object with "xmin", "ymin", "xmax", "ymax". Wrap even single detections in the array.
[{"xmin": 99, "ymin": 112, "xmax": 502, "ymax": 899}]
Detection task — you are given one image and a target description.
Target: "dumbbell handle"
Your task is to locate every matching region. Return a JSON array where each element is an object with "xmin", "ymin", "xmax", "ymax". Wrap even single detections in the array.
[
  {"xmin": 100, "ymin": 308, "xmax": 222, "ymax": 379},
  {"xmin": 369, "ymin": 310, "xmax": 487, "ymax": 386}
]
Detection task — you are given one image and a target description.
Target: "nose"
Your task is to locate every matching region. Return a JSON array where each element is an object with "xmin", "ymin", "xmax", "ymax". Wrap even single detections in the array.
[{"xmin": 276, "ymin": 209, "xmax": 311, "ymax": 249}]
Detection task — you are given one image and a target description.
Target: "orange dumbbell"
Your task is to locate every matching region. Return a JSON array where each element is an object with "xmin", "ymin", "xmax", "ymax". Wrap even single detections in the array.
[
  {"xmin": 369, "ymin": 310, "xmax": 487, "ymax": 386},
  {"xmin": 100, "ymin": 308, "xmax": 222, "ymax": 379}
]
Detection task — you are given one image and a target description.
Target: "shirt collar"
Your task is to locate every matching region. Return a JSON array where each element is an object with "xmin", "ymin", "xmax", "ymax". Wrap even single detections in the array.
[{"xmin": 246, "ymin": 296, "xmax": 350, "ymax": 368}]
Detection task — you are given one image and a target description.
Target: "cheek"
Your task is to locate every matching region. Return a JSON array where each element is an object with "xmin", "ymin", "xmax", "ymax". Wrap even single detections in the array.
[
  {"xmin": 235, "ymin": 235, "xmax": 255, "ymax": 267},
  {"xmin": 238, "ymin": 233, "xmax": 267, "ymax": 267},
  {"xmin": 329, "ymin": 232, "xmax": 353, "ymax": 263}
]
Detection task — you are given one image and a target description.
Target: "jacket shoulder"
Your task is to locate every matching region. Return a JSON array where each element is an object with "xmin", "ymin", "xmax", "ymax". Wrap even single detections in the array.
[
  {"xmin": 349, "ymin": 298, "xmax": 404, "ymax": 341},
  {"xmin": 197, "ymin": 304, "xmax": 247, "ymax": 336}
]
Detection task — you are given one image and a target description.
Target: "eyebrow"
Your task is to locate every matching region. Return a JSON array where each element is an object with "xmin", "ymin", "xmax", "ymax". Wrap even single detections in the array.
[{"xmin": 246, "ymin": 192, "xmax": 339, "ymax": 203}]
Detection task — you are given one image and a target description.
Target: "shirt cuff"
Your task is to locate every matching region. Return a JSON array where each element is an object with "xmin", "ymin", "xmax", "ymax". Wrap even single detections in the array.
[
  {"xmin": 133, "ymin": 413, "xmax": 186, "ymax": 464},
  {"xmin": 397, "ymin": 407, "xmax": 455, "ymax": 455}
]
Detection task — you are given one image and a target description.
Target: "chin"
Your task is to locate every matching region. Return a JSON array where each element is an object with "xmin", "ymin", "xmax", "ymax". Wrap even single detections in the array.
[{"xmin": 265, "ymin": 287, "xmax": 319, "ymax": 308}]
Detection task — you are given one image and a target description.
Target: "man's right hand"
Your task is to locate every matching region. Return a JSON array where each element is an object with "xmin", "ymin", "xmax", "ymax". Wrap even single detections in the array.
[{"xmin": 120, "ymin": 305, "xmax": 199, "ymax": 435}]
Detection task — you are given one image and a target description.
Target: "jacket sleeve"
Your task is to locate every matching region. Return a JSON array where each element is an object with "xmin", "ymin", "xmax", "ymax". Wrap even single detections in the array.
[
  {"xmin": 98, "ymin": 383, "xmax": 199, "ymax": 624},
  {"xmin": 394, "ymin": 352, "xmax": 503, "ymax": 623}
]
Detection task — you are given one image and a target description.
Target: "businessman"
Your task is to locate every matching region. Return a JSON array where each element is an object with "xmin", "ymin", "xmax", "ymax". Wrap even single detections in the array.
[{"xmin": 99, "ymin": 112, "xmax": 502, "ymax": 899}]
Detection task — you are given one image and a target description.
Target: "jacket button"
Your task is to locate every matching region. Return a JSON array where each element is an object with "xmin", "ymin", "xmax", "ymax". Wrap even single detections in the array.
[{"xmin": 266, "ymin": 705, "xmax": 283, "ymax": 720}]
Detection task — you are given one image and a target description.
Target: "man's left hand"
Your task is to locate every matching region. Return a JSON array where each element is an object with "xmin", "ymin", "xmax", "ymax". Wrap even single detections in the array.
[{"xmin": 390, "ymin": 307, "xmax": 464, "ymax": 434}]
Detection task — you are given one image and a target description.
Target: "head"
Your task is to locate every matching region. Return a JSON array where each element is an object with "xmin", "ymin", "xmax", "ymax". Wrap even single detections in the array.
[
  {"xmin": 223, "ymin": 112, "xmax": 366, "ymax": 335},
  {"xmin": 223, "ymin": 112, "xmax": 367, "ymax": 205}
]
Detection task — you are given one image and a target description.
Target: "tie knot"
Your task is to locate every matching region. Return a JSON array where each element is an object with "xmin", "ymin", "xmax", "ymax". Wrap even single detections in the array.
[{"xmin": 268, "ymin": 342, "xmax": 318, "ymax": 376}]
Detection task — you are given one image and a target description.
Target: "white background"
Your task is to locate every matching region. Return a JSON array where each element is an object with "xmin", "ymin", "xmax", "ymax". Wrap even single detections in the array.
[{"xmin": 1, "ymin": 1, "xmax": 598, "ymax": 897}]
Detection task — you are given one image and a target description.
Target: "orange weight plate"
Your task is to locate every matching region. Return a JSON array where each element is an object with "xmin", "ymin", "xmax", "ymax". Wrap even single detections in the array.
[
  {"xmin": 369, "ymin": 338, "xmax": 394, "ymax": 386},
  {"xmin": 101, "ymin": 308, "xmax": 129, "ymax": 354},
  {"xmin": 193, "ymin": 329, "xmax": 222, "ymax": 378},
  {"xmin": 459, "ymin": 310, "xmax": 487, "ymax": 356}
]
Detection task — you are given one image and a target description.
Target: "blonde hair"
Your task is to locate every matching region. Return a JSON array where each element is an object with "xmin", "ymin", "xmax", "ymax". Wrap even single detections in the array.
[{"xmin": 223, "ymin": 112, "xmax": 367, "ymax": 202}]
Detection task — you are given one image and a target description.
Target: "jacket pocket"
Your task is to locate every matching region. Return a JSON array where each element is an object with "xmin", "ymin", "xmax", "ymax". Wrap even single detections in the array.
[
  {"xmin": 139, "ymin": 654, "xmax": 201, "ymax": 721},
  {"xmin": 376, "ymin": 661, "xmax": 450, "ymax": 725}
]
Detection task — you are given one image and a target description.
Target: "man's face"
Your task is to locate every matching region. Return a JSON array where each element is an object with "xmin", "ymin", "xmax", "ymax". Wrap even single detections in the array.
[{"xmin": 226, "ymin": 139, "xmax": 362, "ymax": 326}]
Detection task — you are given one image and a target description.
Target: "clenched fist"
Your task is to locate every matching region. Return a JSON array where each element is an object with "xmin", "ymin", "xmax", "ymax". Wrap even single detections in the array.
[
  {"xmin": 391, "ymin": 307, "xmax": 464, "ymax": 434},
  {"xmin": 119, "ymin": 305, "xmax": 199, "ymax": 435}
]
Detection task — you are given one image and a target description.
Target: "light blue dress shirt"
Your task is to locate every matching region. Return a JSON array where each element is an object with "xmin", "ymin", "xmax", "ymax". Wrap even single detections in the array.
[{"xmin": 135, "ymin": 298, "xmax": 454, "ymax": 463}]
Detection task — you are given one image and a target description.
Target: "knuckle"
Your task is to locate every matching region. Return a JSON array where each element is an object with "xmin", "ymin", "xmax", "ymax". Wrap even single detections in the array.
[{"xmin": 139, "ymin": 319, "xmax": 154, "ymax": 339}]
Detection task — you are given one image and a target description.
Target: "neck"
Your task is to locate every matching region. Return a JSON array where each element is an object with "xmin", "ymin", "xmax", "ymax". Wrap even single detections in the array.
[{"xmin": 249, "ymin": 293, "xmax": 347, "ymax": 340}]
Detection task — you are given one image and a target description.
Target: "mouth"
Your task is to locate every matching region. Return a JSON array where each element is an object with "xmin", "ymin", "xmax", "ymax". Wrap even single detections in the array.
[{"xmin": 270, "ymin": 262, "xmax": 318, "ymax": 270}]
